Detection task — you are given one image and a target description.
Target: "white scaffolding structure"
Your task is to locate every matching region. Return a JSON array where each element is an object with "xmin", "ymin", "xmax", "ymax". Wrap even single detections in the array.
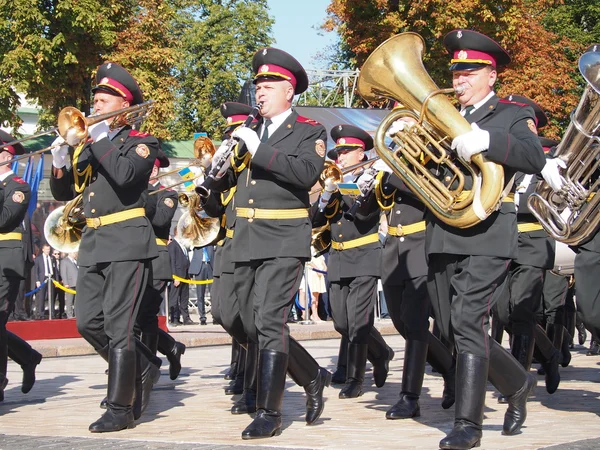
[{"xmin": 297, "ymin": 69, "xmax": 360, "ymax": 108}]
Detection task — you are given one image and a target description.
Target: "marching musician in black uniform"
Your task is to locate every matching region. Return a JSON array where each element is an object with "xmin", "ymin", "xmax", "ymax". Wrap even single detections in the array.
[
  {"xmin": 136, "ymin": 150, "xmax": 186, "ymax": 381},
  {"xmin": 394, "ymin": 30, "xmax": 546, "ymax": 449},
  {"xmin": 0, "ymin": 130, "xmax": 43, "ymax": 401},
  {"xmin": 50, "ymin": 63, "xmax": 160, "ymax": 432},
  {"xmin": 202, "ymin": 48, "xmax": 331, "ymax": 439},
  {"xmin": 368, "ymin": 162, "xmax": 456, "ymax": 419},
  {"xmin": 310, "ymin": 125, "xmax": 394, "ymax": 399}
]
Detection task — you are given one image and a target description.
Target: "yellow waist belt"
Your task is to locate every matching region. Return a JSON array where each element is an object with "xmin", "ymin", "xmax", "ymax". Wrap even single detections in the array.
[
  {"xmin": 0, "ymin": 232, "xmax": 22, "ymax": 241},
  {"xmin": 387, "ymin": 221, "xmax": 426, "ymax": 237},
  {"xmin": 503, "ymin": 193, "xmax": 515, "ymax": 202},
  {"xmin": 156, "ymin": 238, "xmax": 168, "ymax": 246},
  {"xmin": 86, "ymin": 208, "xmax": 145, "ymax": 229},
  {"xmin": 225, "ymin": 228, "xmax": 234, "ymax": 238},
  {"xmin": 236, "ymin": 207, "xmax": 309, "ymax": 220},
  {"xmin": 518, "ymin": 222, "xmax": 544, "ymax": 233},
  {"xmin": 331, "ymin": 232, "xmax": 379, "ymax": 251}
]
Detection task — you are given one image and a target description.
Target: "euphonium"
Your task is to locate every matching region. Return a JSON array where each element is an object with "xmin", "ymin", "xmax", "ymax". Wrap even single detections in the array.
[
  {"xmin": 357, "ymin": 32, "xmax": 505, "ymax": 228},
  {"xmin": 176, "ymin": 192, "xmax": 220, "ymax": 248},
  {"xmin": 44, "ymin": 194, "xmax": 85, "ymax": 253},
  {"xmin": 528, "ymin": 44, "xmax": 600, "ymax": 246}
]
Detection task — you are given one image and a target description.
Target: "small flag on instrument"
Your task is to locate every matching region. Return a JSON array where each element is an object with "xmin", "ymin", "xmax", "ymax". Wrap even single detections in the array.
[
  {"xmin": 178, "ymin": 167, "xmax": 195, "ymax": 181},
  {"xmin": 338, "ymin": 182, "xmax": 361, "ymax": 197},
  {"xmin": 183, "ymin": 181, "xmax": 195, "ymax": 191}
]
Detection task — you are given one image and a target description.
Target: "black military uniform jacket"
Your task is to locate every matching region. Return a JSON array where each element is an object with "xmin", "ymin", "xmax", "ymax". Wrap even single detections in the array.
[
  {"xmin": 50, "ymin": 127, "xmax": 159, "ymax": 266},
  {"xmin": 0, "ymin": 173, "xmax": 31, "ymax": 278},
  {"xmin": 202, "ymin": 187, "xmax": 237, "ymax": 276},
  {"xmin": 212, "ymin": 110, "xmax": 326, "ymax": 262},
  {"xmin": 425, "ymin": 95, "xmax": 546, "ymax": 259},
  {"xmin": 146, "ymin": 182, "xmax": 177, "ymax": 280},
  {"xmin": 310, "ymin": 174, "xmax": 381, "ymax": 282},
  {"xmin": 514, "ymin": 172, "xmax": 555, "ymax": 268},
  {"xmin": 380, "ymin": 173, "xmax": 428, "ymax": 283}
]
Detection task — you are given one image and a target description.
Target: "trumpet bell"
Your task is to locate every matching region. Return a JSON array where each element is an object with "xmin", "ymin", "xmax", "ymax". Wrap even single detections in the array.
[
  {"xmin": 44, "ymin": 198, "xmax": 85, "ymax": 253},
  {"xmin": 58, "ymin": 107, "xmax": 88, "ymax": 146},
  {"xmin": 176, "ymin": 211, "xmax": 221, "ymax": 249}
]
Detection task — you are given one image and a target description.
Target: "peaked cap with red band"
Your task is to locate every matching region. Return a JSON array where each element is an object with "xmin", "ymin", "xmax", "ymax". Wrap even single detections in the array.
[
  {"xmin": 252, "ymin": 48, "xmax": 309, "ymax": 95},
  {"xmin": 92, "ymin": 62, "xmax": 144, "ymax": 106},
  {"xmin": 539, "ymin": 136, "xmax": 560, "ymax": 153},
  {"xmin": 505, "ymin": 94, "xmax": 548, "ymax": 128},
  {"xmin": 154, "ymin": 148, "xmax": 170, "ymax": 169},
  {"xmin": 444, "ymin": 29, "xmax": 510, "ymax": 71},
  {"xmin": 327, "ymin": 124, "xmax": 373, "ymax": 160},
  {"xmin": 0, "ymin": 129, "xmax": 25, "ymax": 156},
  {"xmin": 220, "ymin": 102, "xmax": 259, "ymax": 127}
]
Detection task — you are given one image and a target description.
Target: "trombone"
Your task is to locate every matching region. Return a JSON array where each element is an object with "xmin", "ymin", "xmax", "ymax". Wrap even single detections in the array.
[
  {"xmin": 309, "ymin": 157, "xmax": 380, "ymax": 195},
  {"xmin": 0, "ymin": 101, "xmax": 154, "ymax": 167}
]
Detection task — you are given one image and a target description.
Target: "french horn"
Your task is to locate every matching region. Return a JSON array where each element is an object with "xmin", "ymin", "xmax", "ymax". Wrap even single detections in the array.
[
  {"xmin": 44, "ymin": 194, "xmax": 85, "ymax": 253},
  {"xmin": 176, "ymin": 193, "xmax": 220, "ymax": 249}
]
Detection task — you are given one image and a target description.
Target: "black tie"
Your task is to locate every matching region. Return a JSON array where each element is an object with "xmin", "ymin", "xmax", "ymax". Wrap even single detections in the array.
[
  {"xmin": 261, "ymin": 119, "xmax": 272, "ymax": 143},
  {"xmin": 463, "ymin": 105, "xmax": 475, "ymax": 116}
]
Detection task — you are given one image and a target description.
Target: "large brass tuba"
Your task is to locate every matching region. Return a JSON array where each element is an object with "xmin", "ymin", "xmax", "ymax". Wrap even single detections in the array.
[
  {"xmin": 357, "ymin": 32, "xmax": 505, "ymax": 228},
  {"xmin": 44, "ymin": 194, "xmax": 85, "ymax": 253},
  {"xmin": 528, "ymin": 44, "xmax": 600, "ymax": 246},
  {"xmin": 176, "ymin": 193, "xmax": 220, "ymax": 249}
]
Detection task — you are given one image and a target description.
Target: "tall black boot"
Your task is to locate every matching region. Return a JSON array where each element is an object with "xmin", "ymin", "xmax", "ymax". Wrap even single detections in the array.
[
  {"xmin": 141, "ymin": 332, "xmax": 159, "ymax": 356},
  {"xmin": 367, "ymin": 328, "xmax": 394, "ymax": 388},
  {"xmin": 547, "ymin": 322, "xmax": 570, "ymax": 367},
  {"xmin": 339, "ymin": 343, "xmax": 367, "ymax": 399},
  {"xmin": 225, "ymin": 345, "xmax": 246, "ymax": 395},
  {"xmin": 386, "ymin": 340, "xmax": 428, "ymax": 419},
  {"xmin": 439, "ymin": 353, "xmax": 488, "ymax": 450},
  {"xmin": 232, "ymin": 342, "xmax": 258, "ymax": 415},
  {"xmin": 427, "ymin": 332, "xmax": 456, "ymax": 409},
  {"xmin": 133, "ymin": 340, "xmax": 161, "ymax": 420},
  {"xmin": 287, "ymin": 337, "xmax": 331, "ymax": 424},
  {"xmin": 510, "ymin": 333, "xmax": 535, "ymax": 371},
  {"xmin": 157, "ymin": 329, "xmax": 186, "ymax": 380},
  {"xmin": 89, "ymin": 348, "xmax": 136, "ymax": 432},
  {"xmin": 7, "ymin": 331, "xmax": 43, "ymax": 394},
  {"xmin": 331, "ymin": 336, "xmax": 348, "ymax": 384},
  {"xmin": 0, "ymin": 325, "xmax": 8, "ymax": 402},
  {"xmin": 241, "ymin": 349, "xmax": 288, "ymax": 440},
  {"xmin": 225, "ymin": 339, "xmax": 241, "ymax": 380},
  {"xmin": 533, "ymin": 324, "xmax": 560, "ymax": 394},
  {"xmin": 492, "ymin": 317, "xmax": 504, "ymax": 344},
  {"xmin": 560, "ymin": 329, "xmax": 572, "ymax": 367},
  {"xmin": 489, "ymin": 340, "xmax": 536, "ymax": 435}
]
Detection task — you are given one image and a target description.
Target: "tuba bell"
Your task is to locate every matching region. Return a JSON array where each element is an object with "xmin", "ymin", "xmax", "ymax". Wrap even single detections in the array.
[
  {"xmin": 357, "ymin": 32, "xmax": 505, "ymax": 228},
  {"xmin": 528, "ymin": 44, "xmax": 600, "ymax": 246},
  {"xmin": 44, "ymin": 194, "xmax": 85, "ymax": 253},
  {"xmin": 176, "ymin": 192, "xmax": 221, "ymax": 249}
]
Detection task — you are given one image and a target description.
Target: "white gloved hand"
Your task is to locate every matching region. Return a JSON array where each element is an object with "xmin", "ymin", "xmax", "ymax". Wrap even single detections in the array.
[
  {"xmin": 357, "ymin": 169, "xmax": 376, "ymax": 196},
  {"xmin": 324, "ymin": 178, "xmax": 338, "ymax": 193},
  {"xmin": 190, "ymin": 166, "xmax": 205, "ymax": 187},
  {"xmin": 386, "ymin": 119, "xmax": 409, "ymax": 138},
  {"xmin": 541, "ymin": 158, "xmax": 567, "ymax": 191},
  {"xmin": 372, "ymin": 158, "xmax": 392, "ymax": 173},
  {"xmin": 320, "ymin": 189, "xmax": 333, "ymax": 205},
  {"xmin": 208, "ymin": 140, "xmax": 231, "ymax": 173},
  {"xmin": 50, "ymin": 136, "xmax": 69, "ymax": 169},
  {"xmin": 232, "ymin": 127, "xmax": 260, "ymax": 156},
  {"xmin": 88, "ymin": 120, "xmax": 110, "ymax": 142},
  {"xmin": 451, "ymin": 123, "xmax": 490, "ymax": 161}
]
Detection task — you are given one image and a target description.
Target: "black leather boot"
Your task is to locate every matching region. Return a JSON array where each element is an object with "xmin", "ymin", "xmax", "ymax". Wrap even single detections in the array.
[
  {"xmin": 488, "ymin": 340, "xmax": 536, "ymax": 435},
  {"xmin": 427, "ymin": 332, "xmax": 455, "ymax": 409},
  {"xmin": 133, "ymin": 340, "xmax": 161, "ymax": 420},
  {"xmin": 89, "ymin": 348, "xmax": 136, "ymax": 432},
  {"xmin": 339, "ymin": 343, "xmax": 367, "ymax": 399},
  {"xmin": 225, "ymin": 340, "xmax": 241, "ymax": 380},
  {"xmin": 157, "ymin": 329, "xmax": 186, "ymax": 380},
  {"xmin": 0, "ymin": 331, "xmax": 8, "ymax": 402},
  {"xmin": 576, "ymin": 321, "xmax": 587, "ymax": 346},
  {"xmin": 331, "ymin": 336, "xmax": 348, "ymax": 384},
  {"xmin": 510, "ymin": 333, "xmax": 535, "ymax": 371},
  {"xmin": 547, "ymin": 322, "xmax": 570, "ymax": 367},
  {"xmin": 225, "ymin": 345, "xmax": 246, "ymax": 395},
  {"xmin": 439, "ymin": 353, "xmax": 487, "ymax": 450},
  {"xmin": 287, "ymin": 337, "xmax": 331, "ymax": 424},
  {"xmin": 534, "ymin": 324, "xmax": 560, "ymax": 394},
  {"xmin": 387, "ymin": 339, "xmax": 428, "ymax": 419},
  {"xmin": 7, "ymin": 331, "xmax": 43, "ymax": 394},
  {"xmin": 0, "ymin": 373, "xmax": 7, "ymax": 402},
  {"xmin": 241, "ymin": 349, "xmax": 288, "ymax": 440},
  {"xmin": 367, "ymin": 328, "xmax": 394, "ymax": 387},
  {"xmin": 141, "ymin": 332, "xmax": 159, "ymax": 356},
  {"xmin": 231, "ymin": 342, "xmax": 257, "ymax": 414},
  {"xmin": 491, "ymin": 317, "xmax": 504, "ymax": 344}
]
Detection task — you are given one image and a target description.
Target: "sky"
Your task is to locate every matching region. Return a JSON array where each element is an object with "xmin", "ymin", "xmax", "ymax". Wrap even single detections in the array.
[{"xmin": 266, "ymin": 0, "xmax": 338, "ymax": 71}]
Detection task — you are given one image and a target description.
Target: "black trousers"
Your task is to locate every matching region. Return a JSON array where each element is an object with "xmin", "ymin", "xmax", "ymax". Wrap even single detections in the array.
[
  {"xmin": 194, "ymin": 263, "xmax": 212, "ymax": 321},
  {"xmin": 168, "ymin": 278, "xmax": 191, "ymax": 322},
  {"xmin": 574, "ymin": 247, "xmax": 600, "ymax": 337},
  {"xmin": 35, "ymin": 280, "xmax": 53, "ymax": 318},
  {"xmin": 219, "ymin": 271, "xmax": 247, "ymax": 345},
  {"xmin": 540, "ymin": 271, "xmax": 569, "ymax": 326},
  {"xmin": 211, "ymin": 275, "xmax": 221, "ymax": 325},
  {"xmin": 0, "ymin": 275, "xmax": 22, "ymax": 377},
  {"xmin": 136, "ymin": 278, "xmax": 167, "ymax": 335},
  {"xmin": 75, "ymin": 260, "xmax": 150, "ymax": 351},
  {"xmin": 383, "ymin": 274, "xmax": 431, "ymax": 343}
]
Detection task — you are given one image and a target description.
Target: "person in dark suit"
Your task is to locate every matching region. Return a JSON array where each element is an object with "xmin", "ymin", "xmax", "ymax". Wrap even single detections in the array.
[
  {"xmin": 389, "ymin": 30, "xmax": 545, "ymax": 449},
  {"xmin": 188, "ymin": 245, "xmax": 214, "ymax": 325},
  {"xmin": 168, "ymin": 230, "xmax": 195, "ymax": 325},
  {"xmin": 51, "ymin": 249, "xmax": 65, "ymax": 318},
  {"xmin": 33, "ymin": 243, "xmax": 54, "ymax": 319},
  {"xmin": 310, "ymin": 125, "xmax": 394, "ymax": 400},
  {"xmin": 49, "ymin": 62, "xmax": 160, "ymax": 432},
  {"xmin": 0, "ymin": 130, "xmax": 43, "ymax": 401},
  {"xmin": 202, "ymin": 48, "xmax": 331, "ymax": 439}
]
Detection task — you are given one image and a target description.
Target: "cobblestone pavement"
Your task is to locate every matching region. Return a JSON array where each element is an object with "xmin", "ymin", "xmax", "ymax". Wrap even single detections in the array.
[{"xmin": 1, "ymin": 334, "xmax": 599, "ymax": 450}]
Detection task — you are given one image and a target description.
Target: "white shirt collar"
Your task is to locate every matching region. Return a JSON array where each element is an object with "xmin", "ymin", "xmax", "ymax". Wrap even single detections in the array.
[
  {"xmin": 462, "ymin": 91, "xmax": 495, "ymax": 115},
  {"xmin": 0, "ymin": 169, "xmax": 14, "ymax": 182},
  {"xmin": 262, "ymin": 108, "xmax": 293, "ymax": 135}
]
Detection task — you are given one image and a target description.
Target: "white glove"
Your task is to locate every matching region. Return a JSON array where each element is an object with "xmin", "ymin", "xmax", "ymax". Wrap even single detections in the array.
[
  {"xmin": 324, "ymin": 178, "xmax": 338, "ymax": 193},
  {"xmin": 51, "ymin": 136, "xmax": 69, "ymax": 169},
  {"xmin": 232, "ymin": 127, "xmax": 260, "ymax": 156},
  {"xmin": 541, "ymin": 158, "xmax": 567, "ymax": 191},
  {"xmin": 190, "ymin": 166, "xmax": 205, "ymax": 187},
  {"xmin": 88, "ymin": 120, "xmax": 110, "ymax": 142},
  {"xmin": 386, "ymin": 120, "xmax": 408, "ymax": 138},
  {"xmin": 208, "ymin": 140, "xmax": 232, "ymax": 177},
  {"xmin": 372, "ymin": 158, "xmax": 392, "ymax": 173},
  {"xmin": 357, "ymin": 169, "xmax": 376, "ymax": 196},
  {"xmin": 320, "ymin": 189, "xmax": 333, "ymax": 205},
  {"xmin": 451, "ymin": 123, "xmax": 490, "ymax": 161}
]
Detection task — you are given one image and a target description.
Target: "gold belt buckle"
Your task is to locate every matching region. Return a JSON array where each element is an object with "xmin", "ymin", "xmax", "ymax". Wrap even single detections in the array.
[
  {"xmin": 397, "ymin": 224, "xmax": 404, "ymax": 236},
  {"xmin": 246, "ymin": 208, "xmax": 255, "ymax": 219},
  {"xmin": 90, "ymin": 217, "xmax": 101, "ymax": 229},
  {"xmin": 337, "ymin": 242, "xmax": 344, "ymax": 250}
]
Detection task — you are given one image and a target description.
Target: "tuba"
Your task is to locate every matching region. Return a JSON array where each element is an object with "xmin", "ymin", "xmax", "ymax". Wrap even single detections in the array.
[
  {"xmin": 176, "ymin": 193, "xmax": 220, "ymax": 248},
  {"xmin": 44, "ymin": 194, "xmax": 85, "ymax": 253},
  {"xmin": 528, "ymin": 44, "xmax": 600, "ymax": 246},
  {"xmin": 357, "ymin": 32, "xmax": 505, "ymax": 228}
]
